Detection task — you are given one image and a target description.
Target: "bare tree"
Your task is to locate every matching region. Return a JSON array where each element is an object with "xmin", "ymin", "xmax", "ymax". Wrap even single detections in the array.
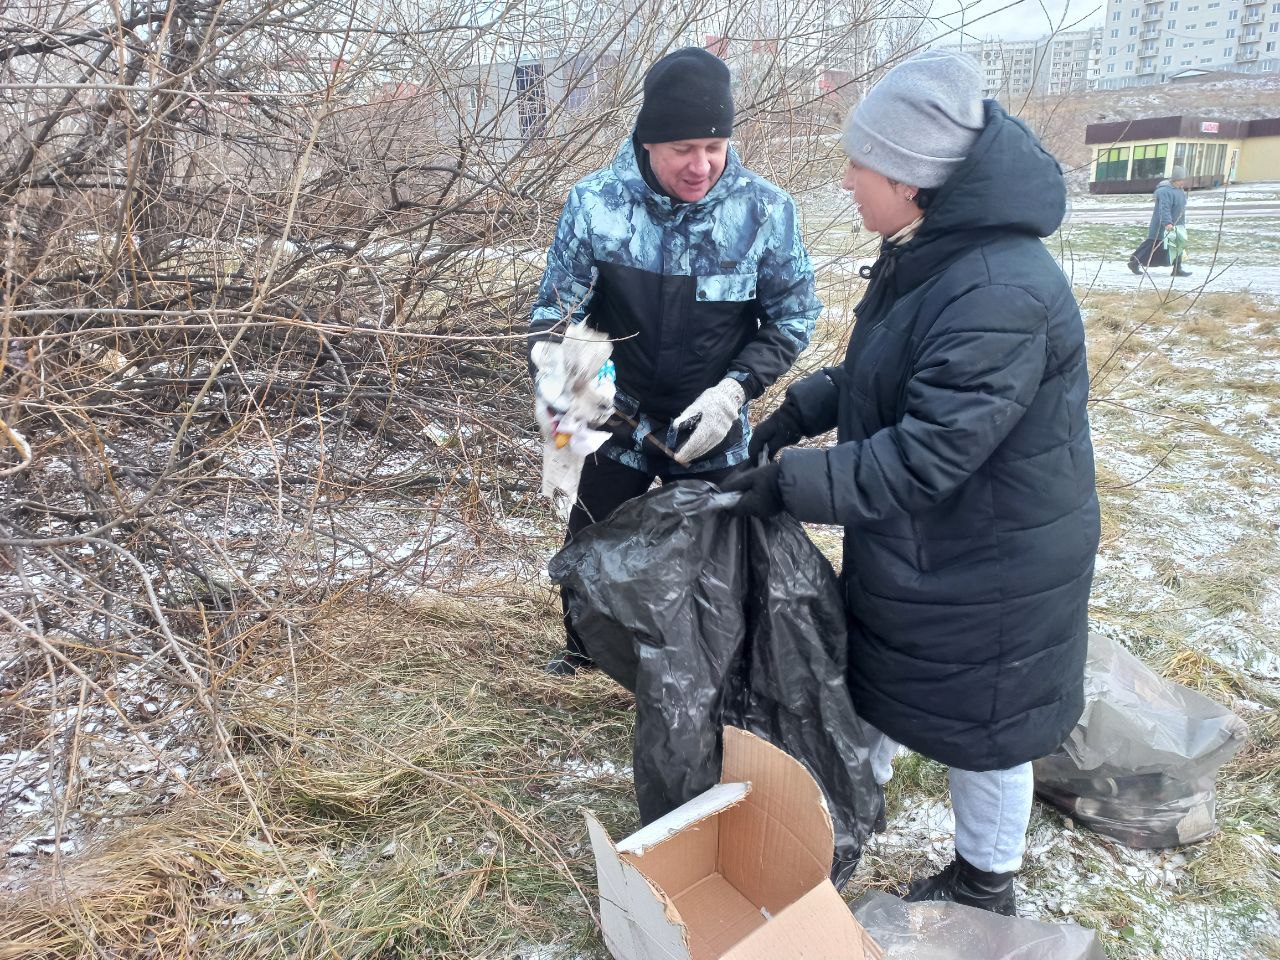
[{"xmin": 0, "ymin": 1, "xmax": 927, "ymax": 953}]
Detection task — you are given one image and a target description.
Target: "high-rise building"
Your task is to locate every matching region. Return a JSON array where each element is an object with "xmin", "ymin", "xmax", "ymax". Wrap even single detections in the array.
[
  {"xmin": 1098, "ymin": 0, "xmax": 1279, "ymax": 88},
  {"xmin": 938, "ymin": 38, "xmax": 1041, "ymax": 98},
  {"xmin": 1045, "ymin": 29, "xmax": 1105, "ymax": 92},
  {"xmin": 938, "ymin": 28, "xmax": 1103, "ymax": 97}
]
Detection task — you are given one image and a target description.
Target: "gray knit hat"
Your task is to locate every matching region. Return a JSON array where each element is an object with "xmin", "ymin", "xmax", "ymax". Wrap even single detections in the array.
[
  {"xmin": 842, "ymin": 50, "xmax": 985, "ymax": 189},
  {"xmin": 1170, "ymin": 165, "xmax": 1188, "ymax": 180}
]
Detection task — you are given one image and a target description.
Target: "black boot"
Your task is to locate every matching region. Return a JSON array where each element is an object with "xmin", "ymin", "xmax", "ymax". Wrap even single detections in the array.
[
  {"xmin": 901, "ymin": 853, "xmax": 1017, "ymax": 916},
  {"xmin": 872, "ymin": 786, "xmax": 888, "ymax": 834},
  {"xmin": 1172, "ymin": 258, "xmax": 1192, "ymax": 278},
  {"xmin": 543, "ymin": 649, "xmax": 596, "ymax": 676},
  {"xmin": 1127, "ymin": 256, "xmax": 1142, "ymax": 275}
]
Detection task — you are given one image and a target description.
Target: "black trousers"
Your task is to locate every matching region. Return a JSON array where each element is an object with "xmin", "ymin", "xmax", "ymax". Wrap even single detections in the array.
[{"xmin": 560, "ymin": 453, "xmax": 735, "ymax": 657}]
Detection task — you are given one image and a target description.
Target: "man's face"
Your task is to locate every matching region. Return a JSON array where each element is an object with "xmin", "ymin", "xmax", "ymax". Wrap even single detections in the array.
[{"xmin": 643, "ymin": 138, "xmax": 729, "ymax": 202}]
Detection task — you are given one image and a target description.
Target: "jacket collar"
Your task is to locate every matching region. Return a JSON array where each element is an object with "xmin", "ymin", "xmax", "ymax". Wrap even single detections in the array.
[{"xmin": 613, "ymin": 136, "xmax": 745, "ymax": 219}]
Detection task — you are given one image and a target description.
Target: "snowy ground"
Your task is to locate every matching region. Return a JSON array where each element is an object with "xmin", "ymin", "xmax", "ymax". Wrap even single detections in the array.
[
  {"xmin": 4, "ymin": 189, "xmax": 1279, "ymax": 958},
  {"xmin": 0, "ymin": 424, "xmax": 547, "ymax": 896},
  {"xmin": 806, "ymin": 180, "xmax": 1280, "ymax": 297},
  {"xmin": 1058, "ymin": 259, "xmax": 1280, "ymax": 297},
  {"xmin": 1056, "ymin": 180, "xmax": 1280, "ymax": 296}
]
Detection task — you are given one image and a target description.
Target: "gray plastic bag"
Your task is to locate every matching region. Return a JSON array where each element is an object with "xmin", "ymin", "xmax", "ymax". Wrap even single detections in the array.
[
  {"xmin": 549, "ymin": 480, "xmax": 881, "ymax": 886},
  {"xmin": 852, "ymin": 891, "xmax": 1105, "ymax": 960},
  {"xmin": 1034, "ymin": 633, "xmax": 1248, "ymax": 848}
]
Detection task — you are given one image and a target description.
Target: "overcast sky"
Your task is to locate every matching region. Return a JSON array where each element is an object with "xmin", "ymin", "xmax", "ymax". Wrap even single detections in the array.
[{"xmin": 932, "ymin": 0, "xmax": 1105, "ymax": 42}]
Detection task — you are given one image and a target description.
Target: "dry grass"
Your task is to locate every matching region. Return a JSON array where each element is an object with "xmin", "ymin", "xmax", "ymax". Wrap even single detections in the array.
[
  {"xmin": 1077, "ymin": 285, "xmax": 1280, "ymax": 956},
  {"xmin": 1157, "ymin": 647, "xmax": 1251, "ymax": 704},
  {"xmin": 1081, "ymin": 290, "xmax": 1280, "ymax": 389},
  {"xmin": 1181, "ymin": 566, "xmax": 1273, "ymax": 620},
  {"xmin": 1186, "ymin": 710, "xmax": 1280, "ymax": 900},
  {"xmin": 0, "ymin": 589, "xmax": 636, "ymax": 960},
  {"xmin": 0, "ymin": 816, "xmax": 279, "ymax": 960},
  {"xmin": 1095, "ymin": 472, "xmax": 1139, "ymax": 552}
]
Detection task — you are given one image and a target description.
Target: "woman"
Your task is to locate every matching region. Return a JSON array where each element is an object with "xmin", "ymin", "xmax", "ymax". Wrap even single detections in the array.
[
  {"xmin": 1127, "ymin": 166, "xmax": 1191, "ymax": 277},
  {"xmin": 724, "ymin": 51, "xmax": 1099, "ymax": 915}
]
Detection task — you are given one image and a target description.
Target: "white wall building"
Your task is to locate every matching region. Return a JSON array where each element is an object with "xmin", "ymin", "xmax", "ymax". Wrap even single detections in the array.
[
  {"xmin": 939, "ymin": 28, "xmax": 1103, "ymax": 97},
  {"xmin": 1044, "ymin": 29, "xmax": 1105, "ymax": 92},
  {"xmin": 1098, "ymin": 0, "xmax": 1279, "ymax": 87},
  {"xmin": 941, "ymin": 37, "xmax": 1041, "ymax": 98}
]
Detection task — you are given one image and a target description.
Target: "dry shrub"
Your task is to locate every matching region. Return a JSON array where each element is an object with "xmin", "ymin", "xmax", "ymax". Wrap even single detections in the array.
[{"xmin": 0, "ymin": 1, "xmax": 935, "ymax": 951}]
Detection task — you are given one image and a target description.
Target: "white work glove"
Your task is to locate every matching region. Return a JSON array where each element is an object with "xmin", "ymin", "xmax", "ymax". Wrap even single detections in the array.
[{"xmin": 672, "ymin": 377, "xmax": 746, "ymax": 465}]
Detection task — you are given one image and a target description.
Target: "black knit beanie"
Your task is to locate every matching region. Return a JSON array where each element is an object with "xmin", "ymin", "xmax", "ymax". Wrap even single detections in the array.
[{"xmin": 635, "ymin": 47, "xmax": 734, "ymax": 144}]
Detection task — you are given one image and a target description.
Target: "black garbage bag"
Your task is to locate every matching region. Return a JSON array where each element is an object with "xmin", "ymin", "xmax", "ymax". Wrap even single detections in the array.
[
  {"xmin": 1033, "ymin": 633, "xmax": 1248, "ymax": 848},
  {"xmin": 548, "ymin": 480, "xmax": 880, "ymax": 885}
]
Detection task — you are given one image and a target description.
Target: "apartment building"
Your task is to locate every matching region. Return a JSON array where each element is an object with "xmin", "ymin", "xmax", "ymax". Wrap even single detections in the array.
[
  {"xmin": 939, "ymin": 28, "xmax": 1102, "ymax": 98},
  {"xmin": 1044, "ymin": 29, "xmax": 1105, "ymax": 92},
  {"xmin": 1098, "ymin": 0, "xmax": 1279, "ymax": 87}
]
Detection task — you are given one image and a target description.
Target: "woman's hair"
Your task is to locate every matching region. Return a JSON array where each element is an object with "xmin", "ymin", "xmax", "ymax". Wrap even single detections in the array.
[{"xmin": 885, "ymin": 178, "xmax": 938, "ymax": 212}]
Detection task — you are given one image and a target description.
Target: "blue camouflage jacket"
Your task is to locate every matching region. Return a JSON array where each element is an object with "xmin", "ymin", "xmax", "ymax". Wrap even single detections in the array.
[{"xmin": 529, "ymin": 138, "xmax": 821, "ymax": 474}]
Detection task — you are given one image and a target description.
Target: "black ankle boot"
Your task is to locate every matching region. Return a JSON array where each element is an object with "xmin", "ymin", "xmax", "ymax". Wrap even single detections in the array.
[
  {"xmin": 543, "ymin": 649, "xmax": 596, "ymax": 676},
  {"xmin": 901, "ymin": 853, "xmax": 1017, "ymax": 916},
  {"xmin": 872, "ymin": 786, "xmax": 888, "ymax": 834}
]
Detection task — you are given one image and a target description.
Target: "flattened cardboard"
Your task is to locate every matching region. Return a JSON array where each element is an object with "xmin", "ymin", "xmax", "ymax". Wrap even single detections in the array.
[
  {"xmin": 586, "ymin": 727, "xmax": 883, "ymax": 960},
  {"xmin": 587, "ymin": 813, "xmax": 691, "ymax": 960},
  {"xmin": 617, "ymin": 783, "xmax": 751, "ymax": 856}
]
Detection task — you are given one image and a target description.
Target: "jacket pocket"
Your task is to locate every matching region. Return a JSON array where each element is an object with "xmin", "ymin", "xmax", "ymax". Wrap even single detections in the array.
[
  {"xmin": 689, "ymin": 273, "xmax": 758, "ymax": 365},
  {"xmin": 913, "ymin": 530, "xmax": 999, "ymax": 573},
  {"xmin": 695, "ymin": 272, "xmax": 757, "ymax": 303}
]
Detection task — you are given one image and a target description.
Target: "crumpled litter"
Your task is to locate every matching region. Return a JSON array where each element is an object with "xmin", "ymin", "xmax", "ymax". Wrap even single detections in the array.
[{"xmin": 531, "ymin": 324, "xmax": 615, "ymax": 518}]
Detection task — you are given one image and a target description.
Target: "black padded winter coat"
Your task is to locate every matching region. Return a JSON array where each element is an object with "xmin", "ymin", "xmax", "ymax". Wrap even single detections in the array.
[{"xmin": 778, "ymin": 102, "xmax": 1099, "ymax": 771}]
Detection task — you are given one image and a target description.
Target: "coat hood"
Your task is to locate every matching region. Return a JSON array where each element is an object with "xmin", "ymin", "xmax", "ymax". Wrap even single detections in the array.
[
  {"xmin": 855, "ymin": 101, "xmax": 1066, "ymax": 317},
  {"xmin": 916, "ymin": 100, "xmax": 1066, "ymax": 241}
]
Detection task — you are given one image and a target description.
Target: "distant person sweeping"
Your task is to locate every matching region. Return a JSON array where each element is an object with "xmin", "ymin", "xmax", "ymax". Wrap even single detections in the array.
[{"xmin": 1127, "ymin": 166, "xmax": 1191, "ymax": 277}]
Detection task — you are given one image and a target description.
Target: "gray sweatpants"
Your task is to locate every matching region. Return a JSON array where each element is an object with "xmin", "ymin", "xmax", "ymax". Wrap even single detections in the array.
[{"xmin": 870, "ymin": 730, "xmax": 1033, "ymax": 874}]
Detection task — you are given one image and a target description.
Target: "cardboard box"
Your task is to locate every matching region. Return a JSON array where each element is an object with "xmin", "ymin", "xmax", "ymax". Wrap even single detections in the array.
[{"xmin": 586, "ymin": 727, "xmax": 883, "ymax": 960}]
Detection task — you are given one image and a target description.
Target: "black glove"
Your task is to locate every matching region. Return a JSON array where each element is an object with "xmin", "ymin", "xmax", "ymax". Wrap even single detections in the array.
[
  {"xmin": 747, "ymin": 394, "xmax": 806, "ymax": 462},
  {"xmin": 722, "ymin": 462, "xmax": 785, "ymax": 518}
]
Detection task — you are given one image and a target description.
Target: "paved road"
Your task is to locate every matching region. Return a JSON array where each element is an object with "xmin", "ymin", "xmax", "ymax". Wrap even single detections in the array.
[
  {"xmin": 819, "ymin": 253, "xmax": 1280, "ymax": 296},
  {"xmin": 1056, "ymin": 258, "xmax": 1280, "ymax": 295},
  {"xmin": 1066, "ymin": 200, "xmax": 1280, "ymax": 224}
]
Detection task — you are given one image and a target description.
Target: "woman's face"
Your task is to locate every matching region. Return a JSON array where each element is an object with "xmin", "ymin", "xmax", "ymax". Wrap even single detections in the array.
[{"xmin": 841, "ymin": 159, "xmax": 920, "ymax": 237}]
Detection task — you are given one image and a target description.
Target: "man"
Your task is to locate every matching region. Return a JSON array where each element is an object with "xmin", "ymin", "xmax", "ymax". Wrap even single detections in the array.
[
  {"xmin": 529, "ymin": 47, "xmax": 821, "ymax": 675},
  {"xmin": 1128, "ymin": 164, "xmax": 1191, "ymax": 277}
]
